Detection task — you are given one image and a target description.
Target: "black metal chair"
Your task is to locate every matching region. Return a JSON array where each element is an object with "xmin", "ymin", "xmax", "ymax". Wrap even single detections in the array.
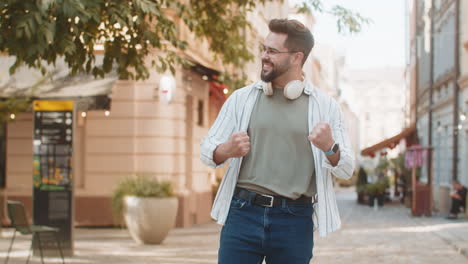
[{"xmin": 5, "ymin": 200, "xmax": 65, "ymax": 264}]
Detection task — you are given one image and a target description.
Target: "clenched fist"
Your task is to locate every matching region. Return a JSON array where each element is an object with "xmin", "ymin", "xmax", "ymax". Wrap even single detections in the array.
[
  {"xmin": 308, "ymin": 122, "xmax": 334, "ymax": 152},
  {"xmin": 227, "ymin": 131, "xmax": 251, "ymax": 157}
]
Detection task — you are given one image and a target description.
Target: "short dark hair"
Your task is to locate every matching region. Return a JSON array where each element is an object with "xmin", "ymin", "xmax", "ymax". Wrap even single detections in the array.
[{"xmin": 268, "ymin": 19, "xmax": 314, "ymax": 65}]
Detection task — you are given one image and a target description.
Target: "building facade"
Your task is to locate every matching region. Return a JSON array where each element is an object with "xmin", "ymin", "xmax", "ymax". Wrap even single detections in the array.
[
  {"xmin": 0, "ymin": 1, "xmax": 289, "ymax": 227},
  {"xmin": 343, "ymin": 67, "xmax": 406, "ymax": 154},
  {"xmin": 407, "ymin": 0, "xmax": 467, "ymax": 213}
]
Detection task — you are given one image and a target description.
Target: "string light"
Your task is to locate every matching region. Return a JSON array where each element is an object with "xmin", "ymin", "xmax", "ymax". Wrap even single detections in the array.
[
  {"xmin": 10, "ymin": 113, "xmax": 15, "ymax": 120},
  {"xmin": 223, "ymin": 88, "xmax": 229, "ymax": 94},
  {"xmin": 81, "ymin": 112, "xmax": 87, "ymax": 118},
  {"xmin": 461, "ymin": 114, "xmax": 466, "ymax": 121},
  {"xmin": 105, "ymin": 111, "xmax": 110, "ymax": 117}
]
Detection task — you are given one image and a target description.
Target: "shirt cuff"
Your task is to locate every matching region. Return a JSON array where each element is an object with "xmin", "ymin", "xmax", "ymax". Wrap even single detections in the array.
[
  {"xmin": 200, "ymin": 138, "xmax": 227, "ymax": 169},
  {"xmin": 322, "ymin": 152, "xmax": 344, "ymax": 169}
]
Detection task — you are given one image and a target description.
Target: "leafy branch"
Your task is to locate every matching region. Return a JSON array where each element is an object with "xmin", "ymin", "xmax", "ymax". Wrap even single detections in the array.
[
  {"xmin": 296, "ymin": 0, "xmax": 372, "ymax": 34},
  {"xmin": 1, "ymin": 0, "xmax": 369, "ymax": 88}
]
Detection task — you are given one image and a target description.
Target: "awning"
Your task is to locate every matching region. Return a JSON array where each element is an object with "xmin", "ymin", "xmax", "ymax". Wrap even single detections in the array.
[
  {"xmin": 181, "ymin": 49, "xmax": 225, "ymax": 73},
  {"xmin": 0, "ymin": 56, "xmax": 117, "ymax": 110},
  {"xmin": 361, "ymin": 124, "xmax": 416, "ymax": 157}
]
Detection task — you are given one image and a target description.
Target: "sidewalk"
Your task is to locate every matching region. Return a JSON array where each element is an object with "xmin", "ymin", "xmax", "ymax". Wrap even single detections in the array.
[
  {"xmin": 1, "ymin": 188, "xmax": 467, "ymax": 263},
  {"xmin": 0, "ymin": 223, "xmax": 221, "ymax": 264},
  {"xmin": 412, "ymin": 212, "xmax": 468, "ymax": 258},
  {"xmin": 310, "ymin": 188, "xmax": 468, "ymax": 264}
]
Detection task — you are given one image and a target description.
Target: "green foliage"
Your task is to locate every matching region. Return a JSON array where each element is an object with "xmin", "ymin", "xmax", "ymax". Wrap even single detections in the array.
[
  {"xmin": 1, "ymin": 0, "xmax": 369, "ymax": 85},
  {"xmin": 218, "ymin": 71, "xmax": 249, "ymax": 94},
  {"xmin": 111, "ymin": 174, "xmax": 174, "ymax": 225},
  {"xmin": 376, "ymin": 157, "xmax": 390, "ymax": 174},
  {"xmin": 363, "ymin": 177, "xmax": 389, "ymax": 196},
  {"xmin": 296, "ymin": 0, "xmax": 372, "ymax": 34},
  {"xmin": 0, "ymin": 72, "xmax": 52, "ymax": 129},
  {"xmin": 389, "ymin": 153, "xmax": 410, "ymax": 175},
  {"xmin": 356, "ymin": 167, "xmax": 368, "ymax": 187},
  {"xmin": 0, "ymin": 96, "xmax": 32, "ymax": 138},
  {"xmin": 388, "ymin": 153, "xmax": 416, "ymax": 187},
  {"xmin": 0, "ymin": 97, "xmax": 31, "ymax": 124}
]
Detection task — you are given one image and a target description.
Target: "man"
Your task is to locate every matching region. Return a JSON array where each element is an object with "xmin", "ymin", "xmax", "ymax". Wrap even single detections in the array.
[
  {"xmin": 200, "ymin": 19, "xmax": 355, "ymax": 264},
  {"xmin": 447, "ymin": 180, "xmax": 467, "ymax": 219}
]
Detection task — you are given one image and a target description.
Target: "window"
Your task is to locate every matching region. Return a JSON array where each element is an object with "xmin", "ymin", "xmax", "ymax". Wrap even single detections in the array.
[{"xmin": 197, "ymin": 99, "xmax": 204, "ymax": 126}]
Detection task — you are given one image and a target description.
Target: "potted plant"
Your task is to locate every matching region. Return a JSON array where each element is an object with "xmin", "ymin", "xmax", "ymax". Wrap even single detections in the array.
[
  {"xmin": 112, "ymin": 174, "xmax": 178, "ymax": 244},
  {"xmin": 375, "ymin": 180, "xmax": 387, "ymax": 206},
  {"xmin": 356, "ymin": 167, "xmax": 368, "ymax": 204},
  {"xmin": 364, "ymin": 183, "xmax": 378, "ymax": 207},
  {"xmin": 364, "ymin": 178, "xmax": 388, "ymax": 207}
]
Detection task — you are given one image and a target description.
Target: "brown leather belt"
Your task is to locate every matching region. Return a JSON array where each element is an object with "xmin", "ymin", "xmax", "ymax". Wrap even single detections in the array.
[{"xmin": 234, "ymin": 187, "xmax": 316, "ymax": 208}]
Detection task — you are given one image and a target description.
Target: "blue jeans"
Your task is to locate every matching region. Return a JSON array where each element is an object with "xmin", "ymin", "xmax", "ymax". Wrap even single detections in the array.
[{"xmin": 218, "ymin": 195, "xmax": 315, "ymax": 264}]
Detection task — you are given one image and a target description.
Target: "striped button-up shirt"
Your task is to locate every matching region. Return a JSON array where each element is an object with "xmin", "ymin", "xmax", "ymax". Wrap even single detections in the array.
[{"xmin": 200, "ymin": 80, "xmax": 355, "ymax": 237}]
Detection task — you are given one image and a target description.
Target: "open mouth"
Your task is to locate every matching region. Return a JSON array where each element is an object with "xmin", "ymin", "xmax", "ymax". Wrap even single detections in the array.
[{"xmin": 262, "ymin": 63, "xmax": 273, "ymax": 71}]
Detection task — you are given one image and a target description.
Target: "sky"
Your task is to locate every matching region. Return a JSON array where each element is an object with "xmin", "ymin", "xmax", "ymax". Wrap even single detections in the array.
[{"xmin": 310, "ymin": 0, "xmax": 407, "ymax": 70}]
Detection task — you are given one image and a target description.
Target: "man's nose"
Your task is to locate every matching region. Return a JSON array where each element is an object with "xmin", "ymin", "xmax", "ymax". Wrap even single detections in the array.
[{"xmin": 261, "ymin": 51, "xmax": 269, "ymax": 60}]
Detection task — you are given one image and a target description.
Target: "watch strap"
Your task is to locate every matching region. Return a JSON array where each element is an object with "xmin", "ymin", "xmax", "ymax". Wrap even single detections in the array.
[{"xmin": 324, "ymin": 142, "xmax": 338, "ymax": 156}]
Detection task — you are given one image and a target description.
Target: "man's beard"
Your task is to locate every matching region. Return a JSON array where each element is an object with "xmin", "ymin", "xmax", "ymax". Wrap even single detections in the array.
[{"xmin": 260, "ymin": 59, "xmax": 290, "ymax": 83}]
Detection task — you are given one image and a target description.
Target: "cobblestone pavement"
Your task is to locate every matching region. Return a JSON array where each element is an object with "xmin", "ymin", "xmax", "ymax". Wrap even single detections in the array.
[
  {"xmin": 310, "ymin": 189, "xmax": 468, "ymax": 264},
  {"xmin": 1, "ymin": 188, "xmax": 467, "ymax": 263}
]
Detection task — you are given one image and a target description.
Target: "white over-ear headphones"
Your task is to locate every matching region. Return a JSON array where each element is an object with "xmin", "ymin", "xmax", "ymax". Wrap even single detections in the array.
[{"xmin": 262, "ymin": 78, "xmax": 305, "ymax": 100}]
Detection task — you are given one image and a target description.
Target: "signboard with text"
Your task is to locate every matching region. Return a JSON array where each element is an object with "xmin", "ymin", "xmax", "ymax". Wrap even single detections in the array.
[{"xmin": 33, "ymin": 100, "xmax": 74, "ymax": 256}]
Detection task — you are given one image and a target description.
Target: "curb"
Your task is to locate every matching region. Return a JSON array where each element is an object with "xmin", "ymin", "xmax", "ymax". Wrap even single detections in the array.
[
  {"xmin": 438, "ymin": 235, "xmax": 468, "ymax": 259},
  {"xmin": 410, "ymin": 217, "xmax": 468, "ymax": 260}
]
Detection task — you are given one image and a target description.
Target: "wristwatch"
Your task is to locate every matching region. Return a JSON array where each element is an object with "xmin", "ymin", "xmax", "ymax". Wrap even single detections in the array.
[{"xmin": 324, "ymin": 142, "xmax": 340, "ymax": 156}]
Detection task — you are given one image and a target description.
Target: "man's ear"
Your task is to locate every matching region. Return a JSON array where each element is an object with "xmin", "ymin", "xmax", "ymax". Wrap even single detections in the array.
[{"xmin": 294, "ymin": 52, "xmax": 305, "ymax": 66}]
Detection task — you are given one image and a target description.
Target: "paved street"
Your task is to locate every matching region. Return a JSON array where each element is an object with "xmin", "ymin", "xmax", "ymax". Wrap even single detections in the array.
[
  {"xmin": 1, "ymin": 188, "xmax": 467, "ymax": 263},
  {"xmin": 311, "ymin": 189, "xmax": 468, "ymax": 264}
]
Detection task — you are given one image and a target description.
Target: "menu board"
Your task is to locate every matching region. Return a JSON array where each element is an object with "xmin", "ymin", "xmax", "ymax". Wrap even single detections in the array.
[{"xmin": 32, "ymin": 100, "xmax": 74, "ymax": 256}]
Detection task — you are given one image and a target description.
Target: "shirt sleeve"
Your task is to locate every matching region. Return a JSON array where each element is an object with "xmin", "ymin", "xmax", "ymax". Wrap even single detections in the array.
[
  {"xmin": 200, "ymin": 92, "xmax": 238, "ymax": 168},
  {"xmin": 322, "ymin": 99, "xmax": 356, "ymax": 180}
]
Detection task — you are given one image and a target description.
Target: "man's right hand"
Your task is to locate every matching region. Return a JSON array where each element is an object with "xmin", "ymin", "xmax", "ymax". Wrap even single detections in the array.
[
  {"xmin": 213, "ymin": 131, "xmax": 250, "ymax": 165},
  {"xmin": 226, "ymin": 131, "xmax": 251, "ymax": 157}
]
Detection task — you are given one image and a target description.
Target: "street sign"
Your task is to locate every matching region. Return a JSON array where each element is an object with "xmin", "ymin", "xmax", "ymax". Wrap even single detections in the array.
[{"xmin": 33, "ymin": 100, "xmax": 74, "ymax": 256}]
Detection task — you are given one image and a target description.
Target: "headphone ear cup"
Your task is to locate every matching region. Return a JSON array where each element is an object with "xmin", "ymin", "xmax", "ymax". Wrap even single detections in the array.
[
  {"xmin": 283, "ymin": 80, "xmax": 305, "ymax": 100},
  {"xmin": 263, "ymin": 82, "xmax": 273, "ymax": 96}
]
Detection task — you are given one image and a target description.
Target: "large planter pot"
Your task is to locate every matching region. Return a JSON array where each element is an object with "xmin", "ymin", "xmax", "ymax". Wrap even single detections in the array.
[{"xmin": 124, "ymin": 196, "xmax": 178, "ymax": 244}]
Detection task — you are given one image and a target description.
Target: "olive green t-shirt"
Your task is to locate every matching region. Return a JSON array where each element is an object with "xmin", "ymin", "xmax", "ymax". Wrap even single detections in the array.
[{"xmin": 237, "ymin": 88, "xmax": 316, "ymax": 199}]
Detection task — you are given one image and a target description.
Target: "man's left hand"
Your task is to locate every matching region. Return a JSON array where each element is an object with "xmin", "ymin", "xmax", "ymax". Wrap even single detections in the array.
[{"xmin": 308, "ymin": 122, "xmax": 334, "ymax": 151}]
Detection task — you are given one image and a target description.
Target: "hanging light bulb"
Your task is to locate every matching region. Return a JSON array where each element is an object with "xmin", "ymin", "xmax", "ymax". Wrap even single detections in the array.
[
  {"xmin": 461, "ymin": 113, "xmax": 466, "ymax": 121},
  {"xmin": 81, "ymin": 112, "xmax": 87, "ymax": 118},
  {"xmin": 10, "ymin": 113, "xmax": 15, "ymax": 120},
  {"xmin": 105, "ymin": 110, "xmax": 110, "ymax": 117},
  {"xmin": 223, "ymin": 88, "xmax": 229, "ymax": 94}
]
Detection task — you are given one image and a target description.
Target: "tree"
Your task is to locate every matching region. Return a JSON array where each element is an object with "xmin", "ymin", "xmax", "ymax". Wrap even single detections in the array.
[{"xmin": 1, "ymin": 0, "xmax": 369, "ymax": 83}]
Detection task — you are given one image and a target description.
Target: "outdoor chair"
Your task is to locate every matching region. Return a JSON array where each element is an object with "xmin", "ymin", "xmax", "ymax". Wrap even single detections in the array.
[{"xmin": 5, "ymin": 200, "xmax": 65, "ymax": 264}]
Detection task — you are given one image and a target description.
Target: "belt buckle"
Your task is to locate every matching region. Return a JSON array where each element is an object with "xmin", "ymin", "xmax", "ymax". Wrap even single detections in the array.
[{"xmin": 261, "ymin": 194, "xmax": 274, "ymax": 207}]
